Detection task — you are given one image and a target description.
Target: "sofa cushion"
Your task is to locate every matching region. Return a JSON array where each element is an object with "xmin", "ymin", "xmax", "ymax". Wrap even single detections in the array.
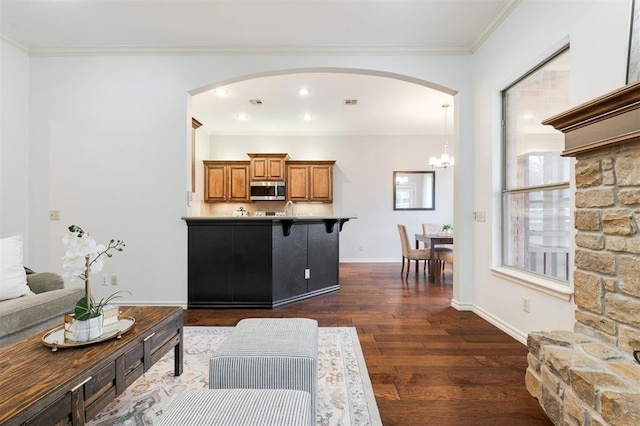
[
  {"xmin": 27, "ymin": 272, "xmax": 65, "ymax": 294},
  {"xmin": 0, "ymin": 288, "xmax": 84, "ymax": 340},
  {"xmin": 0, "ymin": 234, "xmax": 33, "ymax": 301}
]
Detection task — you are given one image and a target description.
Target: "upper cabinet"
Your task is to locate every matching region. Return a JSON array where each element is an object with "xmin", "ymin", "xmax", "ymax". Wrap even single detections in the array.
[
  {"xmin": 204, "ymin": 161, "xmax": 250, "ymax": 202},
  {"xmin": 287, "ymin": 161, "xmax": 335, "ymax": 203},
  {"xmin": 203, "ymin": 155, "xmax": 335, "ymax": 204},
  {"xmin": 248, "ymin": 153, "xmax": 289, "ymax": 181}
]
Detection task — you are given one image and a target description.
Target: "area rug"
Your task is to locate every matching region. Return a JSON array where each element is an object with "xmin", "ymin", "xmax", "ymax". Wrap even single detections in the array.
[{"xmin": 88, "ymin": 326, "xmax": 382, "ymax": 426}]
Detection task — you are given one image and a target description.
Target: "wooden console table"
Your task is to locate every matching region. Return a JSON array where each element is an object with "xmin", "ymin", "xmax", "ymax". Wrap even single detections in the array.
[{"xmin": 0, "ymin": 306, "xmax": 183, "ymax": 426}]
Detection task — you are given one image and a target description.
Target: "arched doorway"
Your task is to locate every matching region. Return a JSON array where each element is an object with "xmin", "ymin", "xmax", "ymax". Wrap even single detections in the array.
[{"xmin": 187, "ymin": 67, "xmax": 458, "ymax": 280}]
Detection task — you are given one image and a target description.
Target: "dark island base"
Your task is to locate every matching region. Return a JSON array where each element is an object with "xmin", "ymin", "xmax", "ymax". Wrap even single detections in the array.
[
  {"xmin": 188, "ymin": 285, "xmax": 340, "ymax": 309},
  {"xmin": 184, "ymin": 217, "xmax": 352, "ymax": 309}
]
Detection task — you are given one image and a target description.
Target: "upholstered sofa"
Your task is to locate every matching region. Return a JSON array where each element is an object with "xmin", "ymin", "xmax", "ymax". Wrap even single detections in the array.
[{"xmin": 0, "ymin": 272, "xmax": 83, "ymax": 347}]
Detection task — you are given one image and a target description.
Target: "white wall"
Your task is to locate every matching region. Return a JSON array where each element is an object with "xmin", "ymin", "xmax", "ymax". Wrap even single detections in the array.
[
  {"xmin": 201, "ymin": 134, "xmax": 454, "ymax": 261},
  {"xmin": 0, "ymin": 40, "xmax": 30, "ymax": 249},
  {"xmin": 20, "ymin": 54, "xmax": 472, "ymax": 306},
  {"xmin": 471, "ymin": 0, "xmax": 632, "ymax": 341}
]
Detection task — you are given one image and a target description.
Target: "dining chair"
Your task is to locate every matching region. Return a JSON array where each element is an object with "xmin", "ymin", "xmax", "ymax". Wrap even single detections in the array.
[
  {"xmin": 424, "ymin": 223, "xmax": 441, "ymax": 235},
  {"xmin": 397, "ymin": 224, "xmax": 431, "ymax": 279},
  {"xmin": 437, "ymin": 250, "xmax": 454, "ymax": 280},
  {"xmin": 421, "ymin": 223, "xmax": 453, "ymax": 275}
]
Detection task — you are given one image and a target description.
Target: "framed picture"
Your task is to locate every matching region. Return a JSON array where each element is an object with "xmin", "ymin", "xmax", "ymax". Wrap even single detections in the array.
[{"xmin": 628, "ymin": 0, "xmax": 640, "ymax": 83}]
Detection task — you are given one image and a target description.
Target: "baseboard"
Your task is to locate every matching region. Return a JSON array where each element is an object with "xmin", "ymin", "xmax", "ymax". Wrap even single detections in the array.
[
  {"xmin": 340, "ymin": 258, "xmax": 398, "ymax": 263},
  {"xmin": 118, "ymin": 302, "xmax": 188, "ymax": 309},
  {"xmin": 450, "ymin": 299, "xmax": 473, "ymax": 311},
  {"xmin": 472, "ymin": 305, "xmax": 528, "ymax": 345}
]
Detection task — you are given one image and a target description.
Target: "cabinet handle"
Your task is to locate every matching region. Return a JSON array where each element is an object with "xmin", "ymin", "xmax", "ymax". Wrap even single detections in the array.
[
  {"xmin": 71, "ymin": 376, "xmax": 92, "ymax": 392},
  {"xmin": 143, "ymin": 332, "xmax": 156, "ymax": 342}
]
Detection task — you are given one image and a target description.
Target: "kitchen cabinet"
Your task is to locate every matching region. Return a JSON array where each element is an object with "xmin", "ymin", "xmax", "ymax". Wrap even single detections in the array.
[
  {"xmin": 204, "ymin": 161, "xmax": 250, "ymax": 202},
  {"xmin": 287, "ymin": 161, "xmax": 335, "ymax": 202},
  {"xmin": 248, "ymin": 153, "xmax": 289, "ymax": 181}
]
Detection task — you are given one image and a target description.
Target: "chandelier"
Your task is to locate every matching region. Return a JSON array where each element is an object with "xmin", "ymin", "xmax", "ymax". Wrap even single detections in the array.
[{"xmin": 429, "ymin": 104, "xmax": 455, "ymax": 168}]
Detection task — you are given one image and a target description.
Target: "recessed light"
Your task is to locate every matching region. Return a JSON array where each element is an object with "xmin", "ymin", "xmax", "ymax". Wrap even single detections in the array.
[
  {"xmin": 523, "ymin": 113, "xmax": 534, "ymax": 119},
  {"xmin": 236, "ymin": 113, "xmax": 249, "ymax": 121},
  {"xmin": 214, "ymin": 88, "xmax": 229, "ymax": 96},
  {"xmin": 298, "ymin": 88, "xmax": 310, "ymax": 96},
  {"xmin": 302, "ymin": 114, "xmax": 312, "ymax": 121}
]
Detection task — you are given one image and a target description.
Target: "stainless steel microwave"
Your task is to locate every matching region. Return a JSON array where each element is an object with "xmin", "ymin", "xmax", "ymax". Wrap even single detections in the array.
[{"xmin": 250, "ymin": 181, "xmax": 286, "ymax": 201}]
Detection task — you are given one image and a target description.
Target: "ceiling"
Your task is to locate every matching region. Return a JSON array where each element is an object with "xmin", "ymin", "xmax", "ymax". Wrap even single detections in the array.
[{"xmin": 0, "ymin": 0, "xmax": 520, "ymax": 135}]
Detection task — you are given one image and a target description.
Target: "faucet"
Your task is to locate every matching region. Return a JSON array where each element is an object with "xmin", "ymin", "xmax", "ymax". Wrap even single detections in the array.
[{"xmin": 284, "ymin": 200, "xmax": 295, "ymax": 217}]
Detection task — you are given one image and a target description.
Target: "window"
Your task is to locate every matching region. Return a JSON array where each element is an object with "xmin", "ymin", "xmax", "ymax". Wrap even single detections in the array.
[{"xmin": 502, "ymin": 48, "xmax": 571, "ymax": 282}]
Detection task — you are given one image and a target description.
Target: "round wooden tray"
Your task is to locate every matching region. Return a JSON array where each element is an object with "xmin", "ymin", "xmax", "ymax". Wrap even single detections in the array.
[{"xmin": 42, "ymin": 315, "xmax": 135, "ymax": 351}]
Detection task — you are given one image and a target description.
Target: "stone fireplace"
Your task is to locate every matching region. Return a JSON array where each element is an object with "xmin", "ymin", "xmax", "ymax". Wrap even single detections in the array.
[{"xmin": 525, "ymin": 81, "xmax": 640, "ymax": 425}]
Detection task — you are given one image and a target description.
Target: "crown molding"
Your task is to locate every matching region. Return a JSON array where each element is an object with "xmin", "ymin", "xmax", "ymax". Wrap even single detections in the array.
[
  {"xmin": 20, "ymin": 44, "xmax": 472, "ymax": 57},
  {"xmin": 469, "ymin": 0, "xmax": 522, "ymax": 53},
  {"xmin": 0, "ymin": 31, "xmax": 29, "ymax": 52}
]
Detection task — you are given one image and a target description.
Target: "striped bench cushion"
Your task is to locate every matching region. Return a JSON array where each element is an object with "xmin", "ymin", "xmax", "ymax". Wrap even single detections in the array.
[
  {"xmin": 209, "ymin": 318, "xmax": 318, "ymax": 421},
  {"xmin": 158, "ymin": 389, "xmax": 311, "ymax": 426}
]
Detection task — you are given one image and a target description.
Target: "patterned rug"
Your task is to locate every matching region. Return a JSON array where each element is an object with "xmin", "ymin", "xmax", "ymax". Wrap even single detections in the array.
[{"xmin": 88, "ymin": 326, "xmax": 382, "ymax": 426}]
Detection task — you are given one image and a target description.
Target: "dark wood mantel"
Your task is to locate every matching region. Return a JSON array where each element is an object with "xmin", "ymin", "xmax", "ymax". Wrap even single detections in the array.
[{"xmin": 542, "ymin": 81, "xmax": 640, "ymax": 157}]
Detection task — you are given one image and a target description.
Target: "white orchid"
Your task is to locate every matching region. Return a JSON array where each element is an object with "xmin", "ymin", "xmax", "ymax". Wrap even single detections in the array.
[
  {"xmin": 62, "ymin": 225, "xmax": 126, "ymax": 320},
  {"xmin": 62, "ymin": 229, "xmax": 110, "ymax": 281}
]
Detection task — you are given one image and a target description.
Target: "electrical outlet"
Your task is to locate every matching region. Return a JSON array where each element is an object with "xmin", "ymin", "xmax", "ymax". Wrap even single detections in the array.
[
  {"xmin": 474, "ymin": 211, "xmax": 486, "ymax": 222},
  {"xmin": 49, "ymin": 210, "xmax": 60, "ymax": 220},
  {"xmin": 522, "ymin": 297, "xmax": 530, "ymax": 313},
  {"xmin": 110, "ymin": 275, "xmax": 118, "ymax": 286},
  {"xmin": 304, "ymin": 269, "xmax": 310, "ymax": 279},
  {"xmin": 358, "ymin": 245, "xmax": 364, "ymax": 251},
  {"xmin": 101, "ymin": 275, "xmax": 109, "ymax": 286}
]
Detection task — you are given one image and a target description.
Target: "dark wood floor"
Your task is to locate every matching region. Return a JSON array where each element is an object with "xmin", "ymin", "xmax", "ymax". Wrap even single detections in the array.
[{"xmin": 184, "ymin": 262, "xmax": 552, "ymax": 426}]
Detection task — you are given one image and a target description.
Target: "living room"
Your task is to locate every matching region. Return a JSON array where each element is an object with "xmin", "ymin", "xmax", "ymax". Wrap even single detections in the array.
[{"xmin": 0, "ymin": 0, "xmax": 637, "ymax": 424}]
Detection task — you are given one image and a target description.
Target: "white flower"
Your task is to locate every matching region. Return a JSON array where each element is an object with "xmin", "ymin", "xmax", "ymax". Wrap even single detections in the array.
[
  {"xmin": 89, "ymin": 244, "xmax": 106, "ymax": 273},
  {"xmin": 62, "ymin": 226, "xmax": 124, "ymax": 282}
]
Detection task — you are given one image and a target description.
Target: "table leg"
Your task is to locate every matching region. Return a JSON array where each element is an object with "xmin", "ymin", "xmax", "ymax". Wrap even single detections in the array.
[
  {"xmin": 415, "ymin": 239, "xmax": 420, "ymax": 274},
  {"xmin": 175, "ymin": 325, "xmax": 184, "ymax": 376},
  {"xmin": 429, "ymin": 245, "xmax": 436, "ymax": 281}
]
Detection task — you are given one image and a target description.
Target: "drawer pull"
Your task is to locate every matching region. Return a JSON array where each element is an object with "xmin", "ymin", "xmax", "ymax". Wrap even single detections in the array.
[
  {"xmin": 71, "ymin": 376, "xmax": 92, "ymax": 392},
  {"xmin": 143, "ymin": 332, "xmax": 156, "ymax": 342}
]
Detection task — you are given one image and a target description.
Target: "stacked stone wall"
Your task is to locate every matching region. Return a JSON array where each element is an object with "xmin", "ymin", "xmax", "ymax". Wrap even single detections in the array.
[
  {"xmin": 573, "ymin": 141, "xmax": 640, "ymax": 353},
  {"xmin": 526, "ymin": 141, "xmax": 640, "ymax": 425}
]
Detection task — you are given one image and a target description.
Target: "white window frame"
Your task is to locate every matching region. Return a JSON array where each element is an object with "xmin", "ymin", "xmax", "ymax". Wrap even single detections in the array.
[{"xmin": 493, "ymin": 46, "xmax": 573, "ymax": 300}]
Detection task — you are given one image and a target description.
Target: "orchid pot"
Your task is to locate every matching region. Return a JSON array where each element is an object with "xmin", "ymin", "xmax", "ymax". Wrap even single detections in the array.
[{"xmin": 64, "ymin": 313, "xmax": 104, "ymax": 342}]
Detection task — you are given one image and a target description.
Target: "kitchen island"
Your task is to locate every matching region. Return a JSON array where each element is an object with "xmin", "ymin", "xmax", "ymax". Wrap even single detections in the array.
[{"xmin": 183, "ymin": 216, "xmax": 354, "ymax": 308}]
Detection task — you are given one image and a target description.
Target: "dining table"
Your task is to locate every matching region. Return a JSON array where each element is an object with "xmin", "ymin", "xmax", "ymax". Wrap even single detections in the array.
[{"xmin": 414, "ymin": 233, "xmax": 454, "ymax": 280}]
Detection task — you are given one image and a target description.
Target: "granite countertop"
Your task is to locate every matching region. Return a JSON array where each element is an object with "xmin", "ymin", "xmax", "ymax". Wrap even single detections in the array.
[{"xmin": 182, "ymin": 216, "xmax": 356, "ymax": 221}]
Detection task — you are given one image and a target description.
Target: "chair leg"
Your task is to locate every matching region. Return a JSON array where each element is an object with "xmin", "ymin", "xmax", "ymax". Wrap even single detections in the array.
[
  {"xmin": 400, "ymin": 256, "xmax": 405, "ymax": 276},
  {"xmin": 405, "ymin": 259, "xmax": 410, "ymax": 279}
]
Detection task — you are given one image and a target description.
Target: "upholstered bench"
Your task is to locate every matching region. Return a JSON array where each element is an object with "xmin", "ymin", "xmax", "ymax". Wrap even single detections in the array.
[
  {"xmin": 209, "ymin": 318, "xmax": 319, "ymax": 421},
  {"xmin": 158, "ymin": 389, "xmax": 312, "ymax": 426}
]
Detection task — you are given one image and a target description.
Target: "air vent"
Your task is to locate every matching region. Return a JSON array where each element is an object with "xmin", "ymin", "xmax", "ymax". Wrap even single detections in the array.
[
  {"xmin": 249, "ymin": 99, "xmax": 264, "ymax": 106},
  {"xmin": 344, "ymin": 99, "xmax": 358, "ymax": 106}
]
